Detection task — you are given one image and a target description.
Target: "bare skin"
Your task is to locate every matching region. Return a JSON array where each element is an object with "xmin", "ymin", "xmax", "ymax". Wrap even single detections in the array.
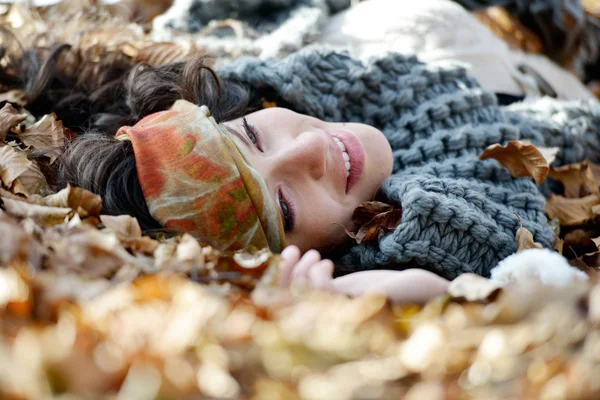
[{"xmin": 224, "ymin": 108, "xmax": 450, "ymax": 302}]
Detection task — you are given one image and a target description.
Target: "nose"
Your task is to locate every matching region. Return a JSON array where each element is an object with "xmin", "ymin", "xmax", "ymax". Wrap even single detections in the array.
[{"xmin": 272, "ymin": 131, "xmax": 328, "ymax": 181}]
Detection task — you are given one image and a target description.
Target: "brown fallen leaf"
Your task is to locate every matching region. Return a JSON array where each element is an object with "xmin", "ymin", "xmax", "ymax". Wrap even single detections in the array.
[
  {"xmin": 101, "ymin": 214, "xmax": 142, "ymax": 237},
  {"xmin": 346, "ymin": 202, "xmax": 402, "ymax": 244},
  {"xmin": 18, "ymin": 113, "xmax": 66, "ymax": 164},
  {"xmin": 43, "ymin": 185, "xmax": 102, "ymax": 220},
  {"xmin": 514, "ymin": 213, "xmax": 543, "ymax": 252},
  {"xmin": 135, "ymin": 42, "xmax": 203, "ymax": 67},
  {"xmin": 1, "ymin": 196, "xmax": 71, "ymax": 226},
  {"xmin": 549, "ymin": 160, "xmax": 600, "ymax": 198},
  {"xmin": 101, "ymin": 214, "xmax": 159, "ymax": 254},
  {"xmin": 546, "ymin": 194, "xmax": 600, "ymax": 226},
  {"xmin": 0, "ymin": 103, "xmax": 27, "ymax": 143},
  {"xmin": 0, "ymin": 145, "xmax": 32, "ymax": 189},
  {"xmin": 351, "ymin": 201, "xmax": 395, "ymax": 227},
  {"xmin": 555, "ymin": 238, "xmax": 564, "ymax": 254},
  {"xmin": 480, "ymin": 140, "xmax": 549, "ymax": 184},
  {"xmin": 12, "ymin": 158, "xmax": 51, "ymax": 196},
  {"xmin": 0, "ymin": 89, "xmax": 27, "ymax": 107}
]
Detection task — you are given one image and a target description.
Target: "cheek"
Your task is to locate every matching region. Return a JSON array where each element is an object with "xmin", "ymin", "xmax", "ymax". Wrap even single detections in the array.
[{"xmin": 287, "ymin": 199, "xmax": 352, "ymax": 252}]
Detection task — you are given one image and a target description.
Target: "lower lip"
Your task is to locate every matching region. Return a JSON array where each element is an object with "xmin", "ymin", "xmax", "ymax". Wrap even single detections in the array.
[{"xmin": 326, "ymin": 130, "xmax": 365, "ymax": 193}]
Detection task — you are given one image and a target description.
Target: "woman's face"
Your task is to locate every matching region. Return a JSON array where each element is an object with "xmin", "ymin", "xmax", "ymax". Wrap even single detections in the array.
[{"xmin": 223, "ymin": 108, "xmax": 393, "ymax": 253}]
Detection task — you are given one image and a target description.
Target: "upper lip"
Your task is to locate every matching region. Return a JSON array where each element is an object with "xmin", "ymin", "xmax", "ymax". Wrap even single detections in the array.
[{"xmin": 325, "ymin": 131, "xmax": 349, "ymax": 195}]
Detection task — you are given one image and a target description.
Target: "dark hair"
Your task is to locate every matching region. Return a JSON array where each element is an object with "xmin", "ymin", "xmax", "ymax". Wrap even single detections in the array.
[{"xmin": 3, "ymin": 43, "xmax": 260, "ymax": 232}]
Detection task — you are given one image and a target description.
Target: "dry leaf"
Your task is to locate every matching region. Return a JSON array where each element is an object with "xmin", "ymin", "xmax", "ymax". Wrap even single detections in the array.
[
  {"xmin": 12, "ymin": 159, "xmax": 50, "ymax": 196},
  {"xmin": 135, "ymin": 42, "xmax": 202, "ymax": 67},
  {"xmin": 351, "ymin": 201, "xmax": 395, "ymax": 227},
  {"xmin": 555, "ymin": 238, "xmax": 564, "ymax": 254},
  {"xmin": 43, "ymin": 185, "xmax": 102, "ymax": 219},
  {"xmin": 0, "ymin": 89, "xmax": 27, "ymax": 107},
  {"xmin": 0, "ymin": 145, "xmax": 32, "ymax": 189},
  {"xmin": 514, "ymin": 214, "xmax": 543, "ymax": 252},
  {"xmin": 101, "ymin": 214, "xmax": 142, "ymax": 237},
  {"xmin": 447, "ymin": 273, "xmax": 502, "ymax": 302},
  {"xmin": 549, "ymin": 160, "xmax": 600, "ymax": 198},
  {"xmin": 538, "ymin": 146, "xmax": 560, "ymax": 166},
  {"xmin": 1, "ymin": 196, "xmax": 70, "ymax": 226},
  {"xmin": 0, "ymin": 103, "xmax": 27, "ymax": 143},
  {"xmin": 480, "ymin": 140, "xmax": 549, "ymax": 184},
  {"xmin": 546, "ymin": 194, "xmax": 600, "ymax": 226},
  {"xmin": 347, "ymin": 202, "xmax": 402, "ymax": 244},
  {"xmin": 18, "ymin": 113, "xmax": 66, "ymax": 164}
]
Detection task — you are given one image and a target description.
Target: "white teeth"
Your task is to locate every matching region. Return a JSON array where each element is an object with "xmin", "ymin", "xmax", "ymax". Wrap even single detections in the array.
[
  {"xmin": 334, "ymin": 137, "xmax": 346, "ymax": 151},
  {"xmin": 333, "ymin": 136, "xmax": 352, "ymax": 176}
]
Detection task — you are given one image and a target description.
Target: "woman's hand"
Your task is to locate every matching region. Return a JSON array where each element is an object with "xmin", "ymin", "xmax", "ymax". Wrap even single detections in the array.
[
  {"xmin": 277, "ymin": 246, "xmax": 335, "ymax": 291},
  {"xmin": 277, "ymin": 246, "xmax": 450, "ymax": 303}
]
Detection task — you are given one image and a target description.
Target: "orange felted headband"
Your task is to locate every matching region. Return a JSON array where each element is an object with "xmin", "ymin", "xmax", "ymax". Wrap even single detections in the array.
[{"xmin": 115, "ymin": 100, "xmax": 286, "ymax": 253}]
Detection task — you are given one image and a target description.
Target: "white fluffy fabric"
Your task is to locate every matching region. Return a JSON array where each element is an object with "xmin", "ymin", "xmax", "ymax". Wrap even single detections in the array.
[{"xmin": 491, "ymin": 248, "xmax": 588, "ymax": 287}]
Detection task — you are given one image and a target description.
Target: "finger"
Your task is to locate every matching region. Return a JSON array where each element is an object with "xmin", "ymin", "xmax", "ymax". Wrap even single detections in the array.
[
  {"xmin": 308, "ymin": 259, "xmax": 335, "ymax": 291},
  {"xmin": 278, "ymin": 246, "xmax": 301, "ymax": 287},
  {"xmin": 291, "ymin": 249, "xmax": 321, "ymax": 281}
]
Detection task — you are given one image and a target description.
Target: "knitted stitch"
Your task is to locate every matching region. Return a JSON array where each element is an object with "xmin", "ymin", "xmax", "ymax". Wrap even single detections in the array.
[{"xmin": 219, "ymin": 48, "xmax": 600, "ymax": 280}]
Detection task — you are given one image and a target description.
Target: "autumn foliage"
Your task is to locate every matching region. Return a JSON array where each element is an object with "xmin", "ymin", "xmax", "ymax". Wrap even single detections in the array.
[{"xmin": 2, "ymin": 2, "xmax": 600, "ymax": 399}]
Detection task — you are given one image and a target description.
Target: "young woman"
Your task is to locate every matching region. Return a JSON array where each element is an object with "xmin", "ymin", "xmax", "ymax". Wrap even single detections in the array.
[{"xmin": 9, "ymin": 45, "xmax": 600, "ymax": 302}]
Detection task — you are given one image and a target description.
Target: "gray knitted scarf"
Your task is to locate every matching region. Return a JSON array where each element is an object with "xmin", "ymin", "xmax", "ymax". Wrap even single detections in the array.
[{"xmin": 219, "ymin": 48, "xmax": 600, "ymax": 280}]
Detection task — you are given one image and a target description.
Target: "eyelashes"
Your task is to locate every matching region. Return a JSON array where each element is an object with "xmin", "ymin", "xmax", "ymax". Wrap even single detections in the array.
[
  {"xmin": 277, "ymin": 188, "xmax": 295, "ymax": 232},
  {"xmin": 242, "ymin": 117, "xmax": 263, "ymax": 152},
  {"xmin": 241, "ymin": 117, "xmax": 295, "ymax": 232}
]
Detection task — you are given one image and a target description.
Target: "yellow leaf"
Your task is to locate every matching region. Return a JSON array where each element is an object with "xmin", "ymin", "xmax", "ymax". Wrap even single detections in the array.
[{"xmin": 480, "ymin": 140, "xmax": 549, "ymax": 185}]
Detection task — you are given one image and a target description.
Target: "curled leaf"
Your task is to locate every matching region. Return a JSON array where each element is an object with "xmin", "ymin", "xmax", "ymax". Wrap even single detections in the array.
[
  {"xmin": 0, "ymin": 89, "xmax": 27, "ymax": 107},
  {"xmin": 549, "ymin": 160, "xmax": 600, "ymax": 198},
  {"xmin": 0, "ymin": 103, "xmax": 27, "ymax": 143},
  {"xmin": 546, "ymin": 194, "xmax": 600, "ymax": 226},
  {"xmin": 347, "ymin": 202, "xmax": 402, "ymax": 244},
  {"xmin": 0, "ymin": 145, "xmax": 32, "ymax": 189},
  {"xmin": 514, "ymin": 214, "xmax": 543, "ymax": 252},
  {"xmin": 11, "ymin": 158, "xmax": 51, "ymax": 197},
  {"xmin": 135, "ymin": 42, "xmax": 203, "ymax": 67},
  {"xmin": 1, "ymin": 196, "xmax": 70, "ymax": 226},
  {"xmin": 18, "ymin": 113, "xmax": 67, "ymax": 164},
  {"xmin": 480, "ymin": 140, "xmax": 549, "ymax": 184},
  {"xmin": 43, "ymin": 185, "xmax": 102, "ymax": 220},
  {"xmin": 101, "ymin": 214, "xmax": 142, "ymax": 237}
]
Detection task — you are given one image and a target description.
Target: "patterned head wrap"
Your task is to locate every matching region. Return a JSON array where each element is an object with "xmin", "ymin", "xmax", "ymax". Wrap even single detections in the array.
[{"xmin": 115, "ymin": 100, "xmax": 286, "ymax": 253}]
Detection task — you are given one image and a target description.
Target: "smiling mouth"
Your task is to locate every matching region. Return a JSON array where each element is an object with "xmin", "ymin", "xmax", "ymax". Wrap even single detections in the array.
[
  {"xmin": 333, "ymin": 137, "xmax": 351, "ymax": 178},
  {"xmin": 326, "ymin": 129, "xmax": 365, "ymax": 194}
]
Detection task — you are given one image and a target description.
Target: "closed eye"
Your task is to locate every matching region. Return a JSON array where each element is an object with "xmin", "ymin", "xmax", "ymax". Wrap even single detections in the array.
[{"xmin": 242, "ymin": 117, "xmax": 263, "ymax": 152}]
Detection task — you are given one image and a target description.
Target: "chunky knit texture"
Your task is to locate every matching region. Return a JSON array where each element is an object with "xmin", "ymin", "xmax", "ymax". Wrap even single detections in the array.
[{"xmin": 219, "ymin": 48, "xmax": 600, "ymax": 279}]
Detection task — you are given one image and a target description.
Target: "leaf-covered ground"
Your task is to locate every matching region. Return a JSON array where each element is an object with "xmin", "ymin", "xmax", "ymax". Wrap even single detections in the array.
[{"xmin": 3, "ymin": 2, "xmax": 600, "ymax": 399}]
